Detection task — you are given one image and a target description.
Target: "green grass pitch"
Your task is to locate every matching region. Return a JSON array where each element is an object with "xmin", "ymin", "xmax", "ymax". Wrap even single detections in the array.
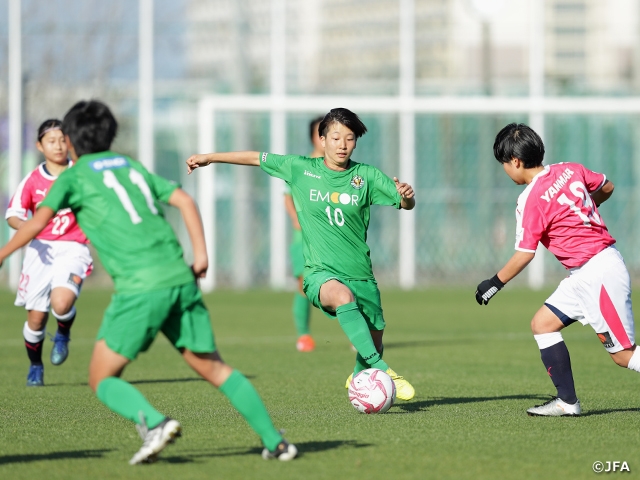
[{"xmin": 0, "ymin": 288, "xmax": 638, "ymax": 479}]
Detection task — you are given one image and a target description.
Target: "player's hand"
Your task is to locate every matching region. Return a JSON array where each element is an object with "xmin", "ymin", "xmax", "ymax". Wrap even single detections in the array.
[
  {"xmin": 191, "ymin": 256, "xmax": 209, "ymax": 278},
  {"xmin": 393, "ymin": 177, "xmax": 414, "ymax": 199},
  {"xmin": 475, "ymin": 274, "xmax": 505, "ymax": 305},
  {"xmin": 186, "ymin": 154, "xmax": 210, "ymax": 174}
]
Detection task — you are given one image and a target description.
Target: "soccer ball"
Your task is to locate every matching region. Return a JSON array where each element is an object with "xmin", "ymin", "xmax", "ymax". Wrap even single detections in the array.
[{"xmin": 348, "ymin": 368, "xmax": 396, "ymax": 414}]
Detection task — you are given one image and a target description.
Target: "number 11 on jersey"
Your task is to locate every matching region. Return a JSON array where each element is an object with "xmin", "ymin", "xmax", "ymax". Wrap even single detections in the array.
[{"xmin": 103, "ymin": 169, "xmax": 158, "ymax": 224}]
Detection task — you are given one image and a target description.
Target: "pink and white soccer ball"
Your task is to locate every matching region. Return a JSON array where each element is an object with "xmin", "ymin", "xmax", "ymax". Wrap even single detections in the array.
[{"xmin": 348, "ymin": 368, "xmax": 396, "ymax": 414}]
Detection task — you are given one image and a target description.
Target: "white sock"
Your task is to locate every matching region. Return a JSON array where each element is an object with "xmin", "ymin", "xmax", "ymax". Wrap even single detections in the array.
[
  {"xmin": 23, "ymin": 322, "xmax": 45, "ymax": 343},
  {"xmin": 51, "ymin": 306, "xmax": 76, "ymax": 321},
  {"xmin": 533, "ymin": 332, "xmax": 564, "ymax": 350},
  {"xmin": 627, "ymin": 348, "xmax": 640, "ymax": 373}
]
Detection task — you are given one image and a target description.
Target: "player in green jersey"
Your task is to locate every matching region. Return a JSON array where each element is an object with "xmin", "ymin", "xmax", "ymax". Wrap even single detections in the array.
[
  {"xmin": 186, "ymin": 108, "xmax": 417, "ymax": 401},
  {"xmin": 0, "ymin": 100, "xmax": 297, "ymax": 465},
  {"xmin": 287, "ymin": 115, "xmax": 324, "ymax": 353}
]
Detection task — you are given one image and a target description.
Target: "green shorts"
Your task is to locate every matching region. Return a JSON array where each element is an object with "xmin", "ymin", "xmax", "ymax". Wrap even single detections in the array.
[
  {"xmin": 303, "ymin": 270, "xmax": 386, "ymax": 331},
  {"xmin": 290, "ymin": 229, "xmax": 305, "ymax": 278},
  {"xmin": 97, "ymin": 282, "xmax": 216, "ymax": 360}
]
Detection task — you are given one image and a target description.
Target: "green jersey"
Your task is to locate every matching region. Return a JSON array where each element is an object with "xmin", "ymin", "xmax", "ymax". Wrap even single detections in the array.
[
  {"xmin": 40, "ymin": 151, "xmax": 194, "ymax": 293},
  {"xmin": 260, "ymin": 153, "xmax": 402, "ymax": 280}
]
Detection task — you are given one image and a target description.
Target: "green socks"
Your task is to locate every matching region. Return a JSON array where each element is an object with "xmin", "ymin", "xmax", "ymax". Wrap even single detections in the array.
[
  {"xmin": 96, "ymin": 376, "xmax": 165, "ymax": 429},
  {"xmin": 336, "ymin": 302, "xmax": 388, "ymax": 372},
  {"xmin": 293, "ymin": 293, "xmax": 311, "ymax": 336},
  {"xmin": 97, "ymin": 372, "xmax": 283, "ymax": 452},
  {"xmin": 219, "ymin": 369, "xmax": 283, "ymax": 452},
  {"xmin": 355, "ymin": 344, "xmax": 384, "ymax": 374}
]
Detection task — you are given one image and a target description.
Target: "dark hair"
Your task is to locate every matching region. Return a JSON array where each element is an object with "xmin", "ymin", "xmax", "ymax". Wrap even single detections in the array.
[
  {"xmin": 309, "ymin": 115, "xmax": 324, "ymax": 141},
  {"xmin": 493, "ymin": 123, "xmax": 545, "ymax": 168},
  {"xmin": 37, "ymin": 119, "xmax": 63, "ymax": 141},
  {"xmin": 318, "ymin": 108, "xmax": 367, "ymax": 139},
  {"xmin": 62, "ymin": 100, "xmax": 117, "ymax": 157}
]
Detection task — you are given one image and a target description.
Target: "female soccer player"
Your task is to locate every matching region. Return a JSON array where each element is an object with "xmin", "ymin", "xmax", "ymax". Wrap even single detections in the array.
[
  {"xmin": 5, "ymin": 119, "xmax": 93, "ymax": 386},
  {"xmin": 0, "ymin": 101, "xmax": 296, "ymax": 464},
  {"xmin": 285, "ymin": 115, "xmax": 324, "ymax": 352},
  {"xmin": 476, "ymin": 123, "xmax": 638, "ymax": 416},
  {"xmin": 186, "ymin": 108, "xmax": 417, "ymax": 400}
]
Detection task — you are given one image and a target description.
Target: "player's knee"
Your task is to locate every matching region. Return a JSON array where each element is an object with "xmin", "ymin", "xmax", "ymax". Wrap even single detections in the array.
[
  {"xmin": 334, "ymin": 288, "xmax": 354, "ymax": 306},
  {"xmin": 50, "ymin": 297, "xmax": 75, "ymax": 317}
]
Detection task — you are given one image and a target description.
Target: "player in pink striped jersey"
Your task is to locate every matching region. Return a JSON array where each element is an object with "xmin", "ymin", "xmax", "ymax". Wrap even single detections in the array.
[
  {"xmin": 5, "ymin": 119, "xmax": 93, "ymax": 386},
  {"xmin": 475, "ymin": 123, "xmax": 637, "ymax": 416}
]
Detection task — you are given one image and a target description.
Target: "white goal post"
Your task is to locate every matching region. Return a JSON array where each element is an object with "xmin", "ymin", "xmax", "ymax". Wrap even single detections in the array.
[{"xmin": 196, "ymin": 93, "xmax": 640, "ymax": 292}]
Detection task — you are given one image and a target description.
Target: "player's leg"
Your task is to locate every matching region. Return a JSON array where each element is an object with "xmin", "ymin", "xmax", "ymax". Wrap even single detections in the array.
[
  {"xmin": 94, "ymin": 289, "xmax": 182, "ymax": 464},
  {"xmin": 17, "ymin": 241, "xmax": 54, "ymax": 386},
  {"xmin": 350, "ymin": 280, "xmax": 415, "ymax": 400},
  {"xmin": 48, "ymin": 287, "xmax": 77, "ymax": 365},
  {"xmin": 294, "ymin": 276, "xmax": 314, "ymax": 352},
  {"xmin": 290, "ymin": 234, "xmax": 313, "ymax": 352},
  {"xmin": 181, "ymin": 349, "xmax": 296, "ymax": 460},
  {"xmin": 166, "ymin": 282, "xmax": 296, "ymax": 461},
  {"xmin": 527, "ymin": 304, "xmax": 580, "ymax": 416},
  {"xmin": 318, "ymin": 279, "xmax": 389, "ymax": 372},
  {"xmin": 583, "ymin": 248, "xmax": 640, "ymax": 374},
  {"xmin": 24, "ymin": 310, "xmax": 48, "ymax": 386},
  {"xmin": 48, "ymin": 243, "xmax": 93, "ymax": 365}
]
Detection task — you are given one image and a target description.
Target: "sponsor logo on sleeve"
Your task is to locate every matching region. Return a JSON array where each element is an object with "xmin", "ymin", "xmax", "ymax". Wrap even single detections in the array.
[
  {"xmin": 261, "ymin": 152, "xmax": 268, "ymax": 163},
  {"xmin": 350, "ymin": 175, "xmax": 364, "ymax": 190},
  {"xmin": 597, "ymin": 332, "xmax": 615, "ymax": 348},
  {"xmin": 67, "ymin": 273, "xmax": 83, "ymax": 288},
  {"xmin": 89, "ymin": 157, "xmax": 130, "ymax": 172}
]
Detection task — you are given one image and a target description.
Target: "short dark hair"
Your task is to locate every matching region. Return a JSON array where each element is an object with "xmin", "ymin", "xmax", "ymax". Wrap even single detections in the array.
[
  {"xmin": 318, "ymin": 108, "xmax": 367, "ymax": 139},
  {"xmin": 37, "ymin": 119, "xmax": 62, "ymax": 141},
  {"xmin": 309, "ymin": 115, "xmax": 324, "ymax": 141},
  {"xmin": 62, "ymin": 100, "xmax": 118, "ymax": 157},
  {"xmin": 493, "ymin": 123, "xmax": 545, "ymax": 168}
]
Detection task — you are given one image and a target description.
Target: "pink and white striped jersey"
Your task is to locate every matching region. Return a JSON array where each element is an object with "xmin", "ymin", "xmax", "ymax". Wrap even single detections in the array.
[
  {"xmin": 5, "ymin": 163, "xmax": 88, "ymax": 244},
  {"xmin": 515, "ymin": 162, "xmax": 615, "ymax": 269}
]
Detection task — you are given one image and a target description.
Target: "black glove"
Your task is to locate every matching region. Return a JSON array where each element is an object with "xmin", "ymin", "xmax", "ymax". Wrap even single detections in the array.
[{"xmin": 475, "ymin": 274, "xmax": 505, "ymax": 305}]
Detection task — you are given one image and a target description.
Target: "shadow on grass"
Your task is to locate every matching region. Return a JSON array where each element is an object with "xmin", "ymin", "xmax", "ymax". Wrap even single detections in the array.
[
  {"xmin": 392, "ymin": 394, "xmax": 551, "ymax": 413},
  {"xmin": 159, "ymin": 439, "xmax": 371, "ymax": 463},
  {"xmin": 48, "ymin": 375, "xmax": 255, "ymax": 388},
  {"xmin": 384, "ymin": 339, "xmax": 479, "ymax": 349},
  {"xmin": 130, "ymin": 377, "xmax": 205, "ymax": 385},
  {"xmin": 581, "ymin": 407, "xmax": 640, "ymax": 417},
  {"xmin": 129, "ymin": 374, "xmax": 255, "ymax": 385},
  {"xmin": 0, "ymin": 449, "xmax": 111, "ymax": 465}
]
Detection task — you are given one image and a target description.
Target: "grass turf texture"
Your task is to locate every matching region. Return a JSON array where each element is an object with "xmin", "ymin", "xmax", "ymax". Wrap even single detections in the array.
[{"xmin": 0, "ymin": 288, "xmax": 638, "ymax": 480}]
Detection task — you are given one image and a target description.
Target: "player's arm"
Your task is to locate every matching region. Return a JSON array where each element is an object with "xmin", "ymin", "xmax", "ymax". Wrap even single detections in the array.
[
  {"xmin": 0, "ymin": 207, "xmax": 55, "ymax": 267},
  {"xmin": 167, "ymin": 188, "xmax": 208, "ymax": 278},
  {"xmin": 6, "ymin": 216, "xmax": 25, "ymax": 230},
  {"xmin": 475, "ymin": 251, "xmax": 535, "ymax": 305},
  {"xmin": 284, "ymin": 195, "xmax": 301, "ymax": 230},
  {"xmin": 186, "ymin": 151, "xmax": 261, "ymax": 174},
  {"xmin": 591, "ymin": 179, "xmax": 614, "ymax": 207}
]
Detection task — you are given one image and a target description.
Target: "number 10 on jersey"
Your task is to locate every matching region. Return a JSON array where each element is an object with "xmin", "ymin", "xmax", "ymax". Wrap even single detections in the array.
[{"xmin": 325, "ymin": 206, "xmax": 345, "ymax": 227}]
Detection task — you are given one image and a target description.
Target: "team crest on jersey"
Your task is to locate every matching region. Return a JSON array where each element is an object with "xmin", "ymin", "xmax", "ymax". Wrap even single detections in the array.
[
  {"xmin": 597, "ymin": 332, "xmax": 614, "ymax": 348},
  {"xmin": 350, "ymin": 175, "xmax": 364, "ymax": 190}
]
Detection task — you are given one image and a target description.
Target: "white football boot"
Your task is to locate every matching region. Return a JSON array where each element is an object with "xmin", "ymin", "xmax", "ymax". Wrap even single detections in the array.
[
  {"xmin": 526, "ymin": 397, "xmax": 581, "ymax": 417},
  {"xmin": 129, "ymin": 416, "xmax": 182, "ymax": 465}
]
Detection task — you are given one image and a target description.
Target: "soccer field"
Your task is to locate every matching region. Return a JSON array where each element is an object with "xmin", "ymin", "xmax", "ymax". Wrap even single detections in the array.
[{"xmin": 0, "ymin": 288, "xmax": 638, "ymax": 480}]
